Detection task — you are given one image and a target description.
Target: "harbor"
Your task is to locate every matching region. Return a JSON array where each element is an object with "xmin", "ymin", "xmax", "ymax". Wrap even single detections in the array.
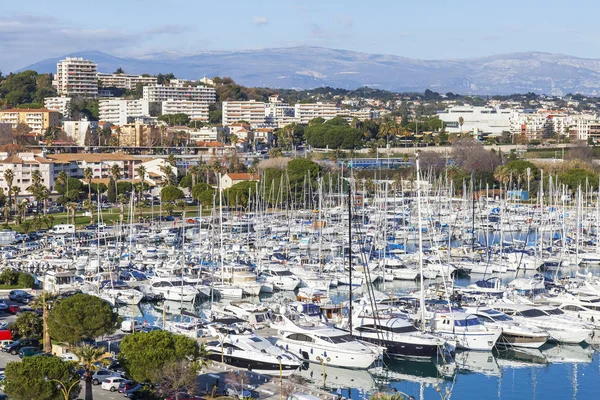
[{"xmin": 3, "ymin": 161, "xmax": 600, "ymax": 399}]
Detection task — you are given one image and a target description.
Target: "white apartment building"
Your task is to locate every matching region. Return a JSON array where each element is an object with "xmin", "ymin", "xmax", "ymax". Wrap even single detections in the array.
[
  {"xmin": 437, "ymin": 106, "xmax": 513, "ymax": 135},
  {"xmin": 53, "ymin": 57, "xmax": 98, "ymax": 97},
  {"xmin": 99, "ymin": 99, "xmax": 150, "ymax": 125},
  {"xmin": 294, "ymin": 102, "xmax": 339, "ymax": 124},
  {"xmin": 162, "ymin": 100, "xmax": 209, "ymax": 121},
  {"xmin": 44, "ymin": 97, "xmax": 71, "ymax": 117},
  {"xmin": 222, "ymin": 101, "xmax": 267, "ymax": 126},
  {"xmin": 63, "ymin": 118, "xmax": 98, "ymax": 146},
  {"xmin": 189, "ymin": 127, "xmax": 219, "ymax": 142},
  {"xmin": 97, "ymin": 73, "xmax": 158, "ymax": 90},
  {"xmin": 142, "ymin": 84, "xmax": 216, "ymax": 103},
  {"xmin": 510, "ymin": 112, "xmax": 547, "ymax": 139},
  {"xmin": 572, "ymin": 116, "xmax": 600, "ymax": 141}
]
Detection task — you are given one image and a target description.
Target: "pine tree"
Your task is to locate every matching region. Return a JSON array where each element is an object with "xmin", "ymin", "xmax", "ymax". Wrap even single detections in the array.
[{"xmin": 107, "ymin": 177, "xmax": 116, "ymax": 203}]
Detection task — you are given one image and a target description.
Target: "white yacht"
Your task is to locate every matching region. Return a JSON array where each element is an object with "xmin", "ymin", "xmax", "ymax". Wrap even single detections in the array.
[
  {"xmin": 492, "ymin": 303, "xmax": 593, "ymax": 344},
  {"xmin": 205, "ymin": 332, "xmax": 301, "ymax": 376},
  {"xmin": 145, "ymin": 278, "xmax": 198, "ymax": 302},
  {"xmin": 430, "ymin": 310, "xmax": 501, "ymax": 351},
  {"xmin": 343, "ymin": 306, "xmax": 448, "ymax": 359},
  {"xmin": 99, "ymin": 280, "xmax": 144, "ymax": 305},
  {"xmin": 270, "ymin": 313, "xmax": 381, "ymax": 369},
  {"xmin": 259, "ymin": 266, "xmax": 300, "ymax": 291},
  {"xmin": 463, "ymin": 306, "xmax": 548, "ymax": 348}
]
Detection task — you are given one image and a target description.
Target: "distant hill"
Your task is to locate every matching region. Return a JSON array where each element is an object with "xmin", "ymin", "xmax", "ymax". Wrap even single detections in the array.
[{"xmin": 17, "ymin": 46, "xmax": 600, "ymax": 95}]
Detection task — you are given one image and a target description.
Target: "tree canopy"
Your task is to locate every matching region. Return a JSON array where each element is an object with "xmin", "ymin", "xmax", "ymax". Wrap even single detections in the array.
[
  {"xmin": 161, "ymin": 185, "xmax": 184, "ymax": 202},
  {"xmin": 4, "ymin": 355, "xmax": 81, "ymax": 400},
  {"xmin": 119, "ymin": 330, "xmax": 199, "ymax": 383},
  {"xmin": 224, "ymin": 180, "xmax": 256, "ymax": 208},
  {"xmin": 48, "ymin": 293, "xmax": 118, "ymax": 345},
  {"xmin": 191, "ymin": 183, "xmax": 215, "ymax": 206}
]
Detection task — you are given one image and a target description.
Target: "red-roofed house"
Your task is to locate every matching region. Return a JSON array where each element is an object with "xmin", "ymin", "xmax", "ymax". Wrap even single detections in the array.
[{"xmin": 220, "ymin": 172, "xmax": 259, "ymax": 190}]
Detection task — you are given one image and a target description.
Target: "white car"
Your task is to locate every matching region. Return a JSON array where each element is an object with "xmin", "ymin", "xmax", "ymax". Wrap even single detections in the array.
[
  {"xmin": 92, "ymin": 369, "xmax": 121, "ymax": 385},
  {"xmin": 120, "ymin": 319, "xmax": 143, "ymax": 333},
  {"xmin": 101, "ymin": 376, "xmax": 127, "ymax": 392},
  {"xmin": 58, "ymin": 352, "xmax": 79, "ymax": 362},
  {"xmin": 0, "ymin": 340, "xmax": 14, "ymax": 350}
]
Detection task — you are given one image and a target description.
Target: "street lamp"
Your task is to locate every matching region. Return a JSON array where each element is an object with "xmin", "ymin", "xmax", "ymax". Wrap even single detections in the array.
[
  {"xmin": 276, "ymin": 355, "xmax": 283, "ymax": 400},
  {"xmin": 315, "ymin": 355, "xmax": 330, "ymax": 389},
  {"xmin": 44, "ymin": 376, "xmax": 80, "ymax": 400}
]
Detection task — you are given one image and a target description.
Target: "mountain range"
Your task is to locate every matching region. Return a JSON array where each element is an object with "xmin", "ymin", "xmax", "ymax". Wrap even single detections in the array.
[{"xmin": 17, "ymin": 46, "xmax": 600, "ymax": 96}]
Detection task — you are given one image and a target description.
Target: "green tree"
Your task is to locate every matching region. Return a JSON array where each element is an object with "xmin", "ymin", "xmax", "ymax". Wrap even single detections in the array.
[
  {"xmin": 119, "ymin": 330, "xmax": 200, "ymax": 383},
  {"xmin": 224, "ymin": 181, "xmax": 256, "ymax": 208},
  {"xmin": 107, "ymin": 177, "xmax": 116, "ymax": 203},
  {"xmin": 74, "ymin": 344, "xmax": 112, "ymax": 400},
  {"xmin": 4, "ymin": 355, "xmax": 80, "ymax": 400},
  {"xmin": 18, "ymin": 272, "xmax": 35, "ymax": 288},
  {"xmin": 48, "ymin": 294, "xmax": 118, "ymax": 345},
  {"xmin": 8, "ymin": 311, "xmax": 42, "ymax": 338},
  {"xmin": 191, "ymin": 183, "xmax": 215, "ymax": 206},
  {"xmin": 157, "ymin": 113, "xmax": 190, "ymax": 126},
  {"xmin": 161, "ymin": 185, "xmax": 184, "ymax": 203}
]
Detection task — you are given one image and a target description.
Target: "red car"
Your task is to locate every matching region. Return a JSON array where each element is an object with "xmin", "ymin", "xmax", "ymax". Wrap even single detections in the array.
[{"xmin": 7, "ymin": 305, "xmax": 20, "ymax": 314}]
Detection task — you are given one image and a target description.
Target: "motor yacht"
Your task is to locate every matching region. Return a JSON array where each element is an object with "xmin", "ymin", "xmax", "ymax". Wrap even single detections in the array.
[
  {"xmin": 429, "ymin": 309, "xmax": 501, "ymax": 351},
  {"xmin": 205, "ymin": 332, "xmax": 301, "ymax": 376}
]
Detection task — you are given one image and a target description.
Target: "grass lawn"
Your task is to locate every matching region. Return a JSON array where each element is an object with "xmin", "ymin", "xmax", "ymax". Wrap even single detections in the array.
[{"xmin": 4, "ymin": 205, "xmax": 210, "ymax": 233}]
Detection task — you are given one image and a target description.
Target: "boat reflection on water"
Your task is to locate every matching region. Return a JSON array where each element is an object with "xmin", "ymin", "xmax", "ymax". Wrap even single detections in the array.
[
  {"xmin": 373, "ymin": 358, "xmax": 453, "ymax": 384},
  {"xmin": 454, "ymin": 351, "xmax": 501, "ymax": 377},
  {"xmin": 496, "ymin": 347, "xmax": 548, "ymax": 369},
  {"xmin": 295, "ymin": 361, "xmax": 378, "ymax": 392},
  {"xmin": 541, "ymin": 343, "xmax": 594, "ymax": 364}
]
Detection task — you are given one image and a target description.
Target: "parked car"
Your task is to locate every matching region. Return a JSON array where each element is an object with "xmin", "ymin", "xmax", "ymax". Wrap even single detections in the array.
[
  {"xmin": 225, "ymin": 384, "xmax": 253, "ymax": 399},
  {"xmin": 3, "ymin": 338, "xmax": 40, "ymax": 355},
  {"xmin": 117, "ymin": 380, "xmax": 137, "ymax": 393},
  {"xmin": 0, "ymin": 340, "xmax": 14, "ymax": 350},
  {"xmin": 0, "ymin": 300, "xmax": 8, "ymax": 312},
  {"xmin": 58, "ymin": 353, "xmax": 79, "ymax": 362},
  {"xmin": 7, "ymin": 305, "xmax": 20, "ymax": 314},
  {"xmin": 101, "ymin": 376, "xmax": 127, "ymax": 392},
  {"xmin": 18, "ymin": 346, "xmax": 43, "ymax": 358},
  {"xmin": 92, "ymin": 369, "xmax": 122, "ymax": 385},
  {"xmin": 8, "ymin": 290, "xmax": 30, "ymax": 301},
  {"xmin": 120, "ymin": 319, "xmax": 143, "ymax": 333}
]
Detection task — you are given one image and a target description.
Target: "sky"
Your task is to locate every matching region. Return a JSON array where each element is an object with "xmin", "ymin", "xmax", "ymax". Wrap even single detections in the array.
[{"xmin": 0, "ymin": 0, "xmax": 598, "ymax": 72}]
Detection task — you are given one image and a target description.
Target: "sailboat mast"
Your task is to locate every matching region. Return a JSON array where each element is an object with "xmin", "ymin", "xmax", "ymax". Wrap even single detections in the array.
[
  {"xmin": 348, "ymin": 181, "xmax": 353, "ymax": 335},
  {"xmin": 416, "ymin": 153, "xmax": 426, "ymax": 329}
]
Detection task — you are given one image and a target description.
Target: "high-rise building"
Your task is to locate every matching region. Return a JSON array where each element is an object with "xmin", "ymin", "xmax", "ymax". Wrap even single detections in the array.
[
  {"xmin": 161, "ymin": 100, "xmax": 209, "ymax": 121},
  {"xmin": 294, "ymin": 102, "xmax": 339, "ymax": 124},
  {"xmin": 44, "ymin": 97, "xmax": 71, "ymax": 117},
  {"xmin": 99, "ymin": 99, "xmax": 150, "ymax": 126},
  {"xmin": 97, "ymin": 73, "xmax": 158, "ymax": 90},
  {"xmin": 222, "ymin": 100, "xmax": 267, "ymax": 126},
  {"xmin": 53, "ymin": 57, "xmax": 98, "ymax": 97},
  {"xmin": 142, "ymin": 84, "xmax": 216, "ymax": 103}
]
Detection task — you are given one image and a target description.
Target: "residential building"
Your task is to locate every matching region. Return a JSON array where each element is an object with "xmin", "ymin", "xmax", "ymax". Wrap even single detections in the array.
[
  {"xmin": 509, "ymin": 112, "xmax": 547, "ymax": 140},
  {"xmin": 53, "ymin": 57, "xmax": 98, "ymax": 97},
  {"xmin": 142, "ymin": 84, "xmax": 216, "ymax": 103},
  {"xmin": 572, "ymin": 116, "xmax": 600, "ymax": 141},
  {"xmin": 220, "ymin": 172, "xmax": 259, "ymax": 190},
  {"xmin": 222, "ymin": 101, "xmax": 267, "ymax": 126},
  {"xmin": 0, "ymin": 108, "xmax": 60, "ymax": 133},
  {"xmin": 294, "ymin": 102, "xmax": 339, "ymax": 124},
  {"xmin": 189, "ymin": 127, "xmax": 219, "ymax": 142},
  {"xmin": 587, "ymin": 122, "xmax": 600, "ymax": 143},
  {"xmin": 119, "ymin": 121, "xmax": 160, "ymax": 147},
  {"xmin": 0, "ymin": 152, "xmax": 65, "ymax": 194},
  {"xmin": 44, "ymin": 97, "xmax": 71, "ymax": 117},
  {"xmin": 161, "ymin": 100, "xmax": 209, "ymax": 121},
  {"xmin": 45, "ymin": 153, "xmax": 141, "ymax": 180},
  {"xmin": 97, "ymin": 73, "xmax": 157, "ymax": 90},
  {"xmin": 139, "ymin": 158, "xmax": 179, "ymax": 183},
  {"xmin": 63, "ymin": 118, "xmax": 98, "ymax": 146},
  {"xmin": 437, "ymin": 106, "xmax": 512, "ymax": 135},
  {"xmin": 99, "ymin": 99, "xmax": 150, "ymax": 126}
]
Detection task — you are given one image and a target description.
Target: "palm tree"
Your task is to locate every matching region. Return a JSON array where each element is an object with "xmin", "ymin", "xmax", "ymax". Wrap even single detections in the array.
[
  {"xmin": 159, "ymin": 164, "xmax": 174, "ymax": 186},
  {"xmin": 37, "ymin": 186, "xmax": 50, "ymax": 215},
  {"xmin": 110, "ymin": 164, "xmax": 121, "ymax": 200},
  {"xmin": 167, "ymin": 154, "xmax": 176, "ymax": 167},
  {"xmin": 66, "ymin": 202, "xmax": 77, "ymax": 224},
  {"xmin": 3, "ymin": 168, "xmax": 14, "ymax": 211},
  {"xmin": 117, "ymin": 194, "xmax": 128, "ymax": 223},
  {"xmin": 31, "ymin": 169, "xmax": 42, "ymax": 187},
  {"xmin": 11, "ymin": 187, "xmax": 21, "ymax": 222},
  {"xmin": 188, "ymin": 165, "xmax": 201, "ymax": 188},
  {"xmin": 32, "ymin": 292, "xmax": 57, "ymax": 353},
  {"xmin": 84, "ymin": 167, "xmax": 93, "ymax": 200},
  {"xmin": 83, "ymin": 199, "xmax": 94, "ymax": 224},
  {"xmin": 458, "ymin": 116, "xmax": 464, "ymax": 133},
  {"xmin": 73, "ymin": 344, "xmax": 111, "ymax": 400}
]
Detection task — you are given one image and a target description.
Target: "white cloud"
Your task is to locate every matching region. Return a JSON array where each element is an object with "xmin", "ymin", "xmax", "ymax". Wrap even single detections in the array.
[{"xmin": 253, "ymin": 16, "xmax": 268, "ymax": 26}]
